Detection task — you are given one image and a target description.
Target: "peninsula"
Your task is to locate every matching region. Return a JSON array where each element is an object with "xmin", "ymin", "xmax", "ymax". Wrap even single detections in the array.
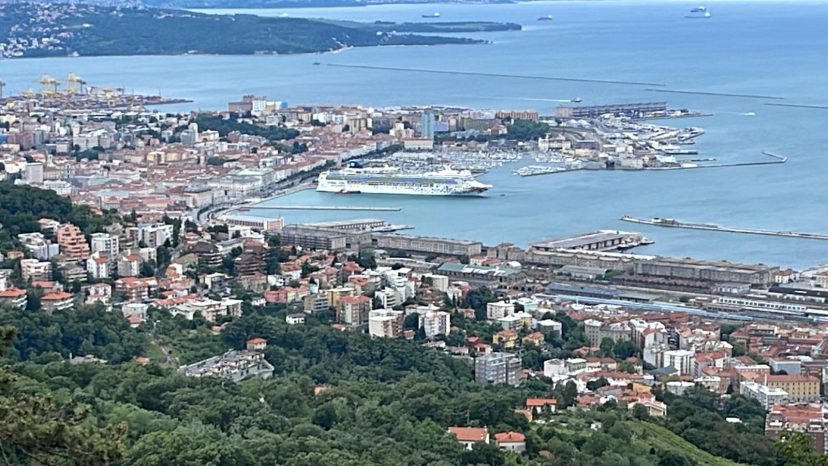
[{"xmin": 0, "ymin": 2, "xmax": 505, "ymax": 58}]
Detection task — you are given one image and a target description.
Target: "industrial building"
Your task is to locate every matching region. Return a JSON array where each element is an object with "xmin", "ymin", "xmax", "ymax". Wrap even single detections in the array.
[{"xmin": 374, "ymin": 233, "xmax": 482, "ymax": 257}]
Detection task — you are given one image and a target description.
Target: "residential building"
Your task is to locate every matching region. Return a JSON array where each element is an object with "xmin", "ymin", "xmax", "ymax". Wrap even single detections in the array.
[
  {"xmin": 419, "ymin": 310, "xmax": 450, "ymax": 339},
  {"xmin": 172, "ymin": 298, "xmax": 243, "ymax": 322},
  {"xmin": 40, "ymin": 291, "xmax": 75, "ymax": 312},
  {"xmin": 536, "ymin": 319, "xmax": 563, "ymax": 337},
  {"xmin": 368, "ymin": 309, "xmax": 404, "ymax": 338},
  {"xmin": 448, "ymin": 427, "xmax": 489, "ymax": 450},
  {"xmin": 487, "ymin": 301, "xmax": 515, "ymax": 320},
  {"xmin": 90, "ymin": 232, "xmax": 119, "ymax": 257},
  {"xmin": 663, "ymin": 349, "xmax": 695, "ymax": 375},
  {"xmin": 127, "ymin": 223, "xmax": 174, "ymax": 248},
  {"xmin": 117, "ymin": 252, "xmax": 142, "ymax": 277},
  {"xmin": 475, "ymin": 352, "xmax": 521, "ymax": 387},
  {"xmin": 740, "ymin": 381, "xmax": 789, "ymax": 409},
  {"xmin": 286, "ymin": 313, "xmax": 306, "ymax": 325},
  {"xmin": 21, "ymin": 259, "xmax": 52, "ymax": 282},
  {"xmin": 86, "ymin": 253, "xmax": 111, "ymax": 280},
  {"xmin": 338, "ymin": 295, "xmax": 371, "ymax": 327},
  {"xmin": 766, "ymin": 404, "xmax": 827, "ymax": 454},
  {"xmin": 0, "ymin": 288, "xmax": 27, "ymax": 309},
  {"xmin": 85, "ymin": 283, "xmax": 112, "ymax": 304},
  {"xmin": 766, "ymin": 375, "xmax": 821, "ymax": 403},
  {"xmin": 56, "ymin": 223, "xmax": 90, "ymax": 260},
  {"xmin": 493, "ymin": 329, "xmax": 518, "ymax": 349},
  {"xmin": 114, "ymin": 277, "xmax": 158, "ymax": 302},
  {"xmin": 494, "ymin": 432, "xmax": 526, "ymax": 453},
  {"xmin": 180, "ymin": 350, "xmax": 274, "ymax": 382},
  {"xmin": 17, "ymin": 232, "xmax": 59, "ymax": 260}
]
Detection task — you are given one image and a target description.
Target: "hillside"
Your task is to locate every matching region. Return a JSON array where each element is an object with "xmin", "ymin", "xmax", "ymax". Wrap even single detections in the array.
[{"xmin": 0, "ymin": 2, "xmax": 489, "ymax": 58}]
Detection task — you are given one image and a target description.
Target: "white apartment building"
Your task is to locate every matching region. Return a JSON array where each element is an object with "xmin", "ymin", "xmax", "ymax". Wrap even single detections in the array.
[
  {"xmin": 486, "ymin": 301, "xmax": 515, "ymax": 320},
  {"xmin": 419, "ymin": 310, "xmax": 451, "ymax": 339},
  {"xmin": 663, "ymin": 349, "xmax": 695, "ymax": 375},
  {"xmin": 90, "ymin": 233, "xmax": 119, "ymax": 257},
  {"xmin": 368, "ymin": 309, "xmax": 404, "ymax": 338}
]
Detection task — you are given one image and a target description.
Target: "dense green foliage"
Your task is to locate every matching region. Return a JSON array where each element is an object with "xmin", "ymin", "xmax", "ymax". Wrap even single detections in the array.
[
  {"xmin": 1, "ymin": 4, "xmax": 484, "ymax": 58},
  {"xmin": 659, "ymin": 387, "xmax": 781, "ymax": 465},
  {"xmin": 0, "ymin": 301, "xmax": 806, "ymax": 465},
  {"xmin": 194, "ymin": 114, "xmax": 300, "ymax": 142},
  {"xmin": 0, "ymin": 326, "xmax": 127, "ymax": 465},
  {"xmin": 0, "ymin": 183, "xmax": 117, "ymax": 252},
  {"xmin": 0, "ymin": 305, "xmax": 148, "ymax": 364},
  {"xmin": 506, "ymin": 119, "xmax": 551, "ymax": 140}
]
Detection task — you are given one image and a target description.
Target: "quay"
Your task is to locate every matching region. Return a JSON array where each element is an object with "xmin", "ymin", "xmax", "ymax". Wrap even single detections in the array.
[
  {"xmin": 239, "ymin": 205, "xmax": 401, "ymax": 212},
  {"xmin": 620, "ymin": 215, "xmax": 828, "ymax": 242},
  {"xmin": 644, "ymin": 88, "xmax": 785, "ymax": 100},
  {"xmin": 327, "ymin": 63, "xmax": 665, "ymax": 87}
]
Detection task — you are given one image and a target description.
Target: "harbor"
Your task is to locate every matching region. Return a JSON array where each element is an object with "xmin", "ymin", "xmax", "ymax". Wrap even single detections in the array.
[{"xmin": 620, "ymin": 216, "xmax": 828, "ymax": 241}]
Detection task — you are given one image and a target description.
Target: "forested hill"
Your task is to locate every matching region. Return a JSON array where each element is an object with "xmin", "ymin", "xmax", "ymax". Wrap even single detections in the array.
[{"xmin": 0, "ymin": 2, "xmax": 487, "ymax": 58}]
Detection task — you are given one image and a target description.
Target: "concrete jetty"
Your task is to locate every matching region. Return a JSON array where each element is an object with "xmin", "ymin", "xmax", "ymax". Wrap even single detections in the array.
[
  {"xmin": 621, "ymin": 216, "xmax": 828, "ymax": 242},
  {"xmin": 239, "ymin": 205, "xmax": 401, "ymax": 212},
  {"xmin": 327, "ymin": 64, "xmax": 665, "ymax": 87},
  {"xmin": 765, "ymin": 102, "xmax": 828, "ymax": 110},
  {"xmin": 645, "ymin": 88, "xmax": 785, "ymax": 100}
]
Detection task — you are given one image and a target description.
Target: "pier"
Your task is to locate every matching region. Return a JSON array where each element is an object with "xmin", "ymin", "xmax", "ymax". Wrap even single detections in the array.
[
  {"xmin": 620, "ymin": 216, "xmax": 828, "ymax": 242},
  {"xmin": 765, "ymin": 102, "xmax": 828, "ymax": 110},
  {"xmin": 644, "ymin": 88, "xmax": 785, "ymax": 100},
  {"xmin": 239, "ymin": 205, "xmax": 401, "ymax": 212},
  {"xmin": 326, "ymin": 64, "xmax": 665, "ymax": 87}
]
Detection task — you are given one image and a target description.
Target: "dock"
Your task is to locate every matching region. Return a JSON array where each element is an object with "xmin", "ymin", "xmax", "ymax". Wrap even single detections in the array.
[
  {"xmin": 620, "ymin": 215, "xmax": 828, "ymax": 241},
  {"xmin": 240, "ymin": 205, "xmax": 401, "ymax": 212}
]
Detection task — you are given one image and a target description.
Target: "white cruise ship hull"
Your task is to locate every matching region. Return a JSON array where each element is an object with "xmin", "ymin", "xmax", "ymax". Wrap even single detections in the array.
[
  {"xmin": 316, "ymin": 181, "xmax": 486, "ymax": 196},
  {"xmin": 316, "ymin": 167, "xmax": 492, "ymax": 196}
]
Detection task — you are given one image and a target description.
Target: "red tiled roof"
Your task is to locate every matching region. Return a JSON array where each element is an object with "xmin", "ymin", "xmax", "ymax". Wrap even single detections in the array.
[
  {"xmin": 448, "ymin": 427, "xmax": 488, "ymax": 442},
  {"xmin": 526, "ymin": 398, "xmax": 557, "ymax": 407},
  {"xmin": 0, "ymin": 288, "xmax": 26, "ymax": 298},
  {"xmin": 42, "ymin": 291, "xmax": 73, "ymax": 301},
  {"xmin": 495, "ymin": 432, "xmax": 525, "ymax": 443}
]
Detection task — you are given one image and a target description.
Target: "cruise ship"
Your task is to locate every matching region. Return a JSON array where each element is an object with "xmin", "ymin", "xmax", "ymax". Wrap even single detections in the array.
[{"xmin": 316, "ymin": 167, "xmax": 492, "ymax": 196}]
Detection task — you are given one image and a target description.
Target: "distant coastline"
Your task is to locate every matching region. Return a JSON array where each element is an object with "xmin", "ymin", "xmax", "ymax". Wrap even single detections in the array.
[{"xmin": 0, "ymin": 2, "xmax": 514, "ymax": 59}]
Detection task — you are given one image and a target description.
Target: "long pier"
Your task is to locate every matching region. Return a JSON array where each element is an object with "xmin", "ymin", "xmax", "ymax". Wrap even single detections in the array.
[
  {"xmin": 620, "ymin": 215, "xmax": 828, "ymax": 241},
  {"xmin": 645, "ymin": 88, "xmax": 785, "ymax": 100},
  {"xmin": 326, "ymin": 64, "xmax": 665, "ymax": 87},
  {"xmin": 765, "ymin": 102, "xmax": 828, "ymax": 110},
  {"xmin": 239, "ymin": 205, "xmax": 401, "ymax": 212}
]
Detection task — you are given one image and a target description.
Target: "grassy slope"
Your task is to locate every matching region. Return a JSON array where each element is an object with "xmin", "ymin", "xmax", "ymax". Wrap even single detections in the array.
[{"xmin": 634, "ymin": 421, "xmax": 744, "ymax": 466}]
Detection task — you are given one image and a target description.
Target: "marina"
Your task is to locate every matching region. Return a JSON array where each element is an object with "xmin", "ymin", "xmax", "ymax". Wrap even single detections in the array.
[{"xmin": 620, "ymin": 216, "xmax": 828, "ymax": 241}]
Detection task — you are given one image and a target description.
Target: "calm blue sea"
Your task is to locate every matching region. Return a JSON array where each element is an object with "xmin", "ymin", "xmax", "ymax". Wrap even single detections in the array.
[{"xmin": 3, "ymin": 0, "xmax": 827, "ymax": 267}]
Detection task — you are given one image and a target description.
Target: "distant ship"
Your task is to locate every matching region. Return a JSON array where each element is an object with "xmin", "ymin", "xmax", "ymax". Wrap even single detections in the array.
[
  {"xmin": 686, "ymin": 6, "xmax": 711, "ymax": 18},
  {"xmin": 570, "ymin": 97, "xmax": 582, "ymax": 103},
  {"xmin": 317, "ymin": 167, "xmax": 492, "ymax": 196},
  {"xmin": 422, "ymin": 12, "xmax": 441, "ymax": 18},
  {"xmin": 537, "ymin": 15, "xmax": 553, "ymax": 21}
]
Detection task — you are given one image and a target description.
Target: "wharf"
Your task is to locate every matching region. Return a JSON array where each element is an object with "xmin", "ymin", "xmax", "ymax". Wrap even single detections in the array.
[
  {"xmin": 621, "ymin": 215, "xmax": 828, "ymax": 241},
  {"xmin": 240, "ymin": 205, "xmax": 401, "ymax": 212}
]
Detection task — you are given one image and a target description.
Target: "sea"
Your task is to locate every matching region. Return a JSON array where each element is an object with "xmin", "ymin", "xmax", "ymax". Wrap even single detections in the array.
[{"xmin": 3, "ymin": 0, "xmax": 827, "ymax": 268}]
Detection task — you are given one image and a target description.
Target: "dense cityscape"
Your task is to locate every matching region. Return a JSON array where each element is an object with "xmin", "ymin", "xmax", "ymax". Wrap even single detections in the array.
[{"xmin": 0, "ymin": 72, "xmax": 826, "ymax": 465}]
